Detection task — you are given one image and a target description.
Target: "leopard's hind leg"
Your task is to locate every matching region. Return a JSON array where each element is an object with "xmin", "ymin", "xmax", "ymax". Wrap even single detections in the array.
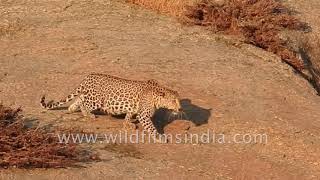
[
  {"xmin": 68, "ymin": 97, "xmax": 82, "ymax": 113},
  {"xmin": 79, "ymin": 94, "xmax": 96, "ymax": 119}
]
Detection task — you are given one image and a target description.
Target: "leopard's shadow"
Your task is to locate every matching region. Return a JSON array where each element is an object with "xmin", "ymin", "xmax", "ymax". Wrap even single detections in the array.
[{"xmin": 153, "ymin": 99, "xmax": 212, "ymax": 134}]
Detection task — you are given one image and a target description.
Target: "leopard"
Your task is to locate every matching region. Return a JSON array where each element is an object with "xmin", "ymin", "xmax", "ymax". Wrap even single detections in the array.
[{"xmin": 40, "ymin": 73, "xmax": 182, "ymax": 142}]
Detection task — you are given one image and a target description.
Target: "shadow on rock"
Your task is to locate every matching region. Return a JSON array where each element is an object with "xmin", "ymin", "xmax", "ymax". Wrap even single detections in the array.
[{"xmin": 153, "ymin": 99, "xmax": 212, "ymax": 134}]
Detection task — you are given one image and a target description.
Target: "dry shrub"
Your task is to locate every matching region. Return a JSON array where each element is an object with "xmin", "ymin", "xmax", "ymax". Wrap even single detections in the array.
[
  {"xmin": 127, "ymin": 0, "xmax": 309, "ymax": 71},
  {"xmin": 185, "ymin": 0, "xmax": 308, "ymax": 70},
  {"xmin": 126, "ymin": 0, "xmax": 189, "ymax": 17},
  {"xmin": 0, "ymin": 104, "xmax": 98, "ymax": 168},
  {"xmin": 127, "ymin": 0, "xmax": 319, "ymax": 93},
  {"xmin": 0, "ymin": 105, "xmax": 22, "ymax": 126}
]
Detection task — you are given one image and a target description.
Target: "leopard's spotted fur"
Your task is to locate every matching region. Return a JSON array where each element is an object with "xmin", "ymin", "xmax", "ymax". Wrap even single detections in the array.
[{"xmin": 40, "ymin": 73, "xmax": 181, "ymax": 140}]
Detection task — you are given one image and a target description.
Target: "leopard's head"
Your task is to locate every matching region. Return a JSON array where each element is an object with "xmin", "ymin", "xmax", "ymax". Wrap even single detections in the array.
[{"xmin": 154, "ymin": 87, "xmax": 182, "ymax": 114}]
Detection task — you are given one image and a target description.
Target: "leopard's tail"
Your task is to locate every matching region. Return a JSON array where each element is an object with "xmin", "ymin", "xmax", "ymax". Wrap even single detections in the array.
[{"xmin": 40, "ymin": 86, "xmax": 82, "ymax": 109}]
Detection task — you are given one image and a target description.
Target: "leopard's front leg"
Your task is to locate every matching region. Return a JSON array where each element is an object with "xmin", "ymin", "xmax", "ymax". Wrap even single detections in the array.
[
  {"xmin": 137, "ymin": 101, "xmax": 167, "ymax": 143},
  {"xmin": 123, "ymin": 112, "xmax": 137, "ymax": 130}
]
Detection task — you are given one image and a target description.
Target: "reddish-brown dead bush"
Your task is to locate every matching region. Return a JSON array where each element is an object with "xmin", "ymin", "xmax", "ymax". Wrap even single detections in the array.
[
  {"xmin": 0, "ymin": 104, "xmax": 97, "ymax": 168},
  {"xmin": 128, "ymin": 0, "xmax": 319, "ymax": 93},
  {"xmin": 185, "ymin": 0, "xmax": 308, "ymax": 70}
]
